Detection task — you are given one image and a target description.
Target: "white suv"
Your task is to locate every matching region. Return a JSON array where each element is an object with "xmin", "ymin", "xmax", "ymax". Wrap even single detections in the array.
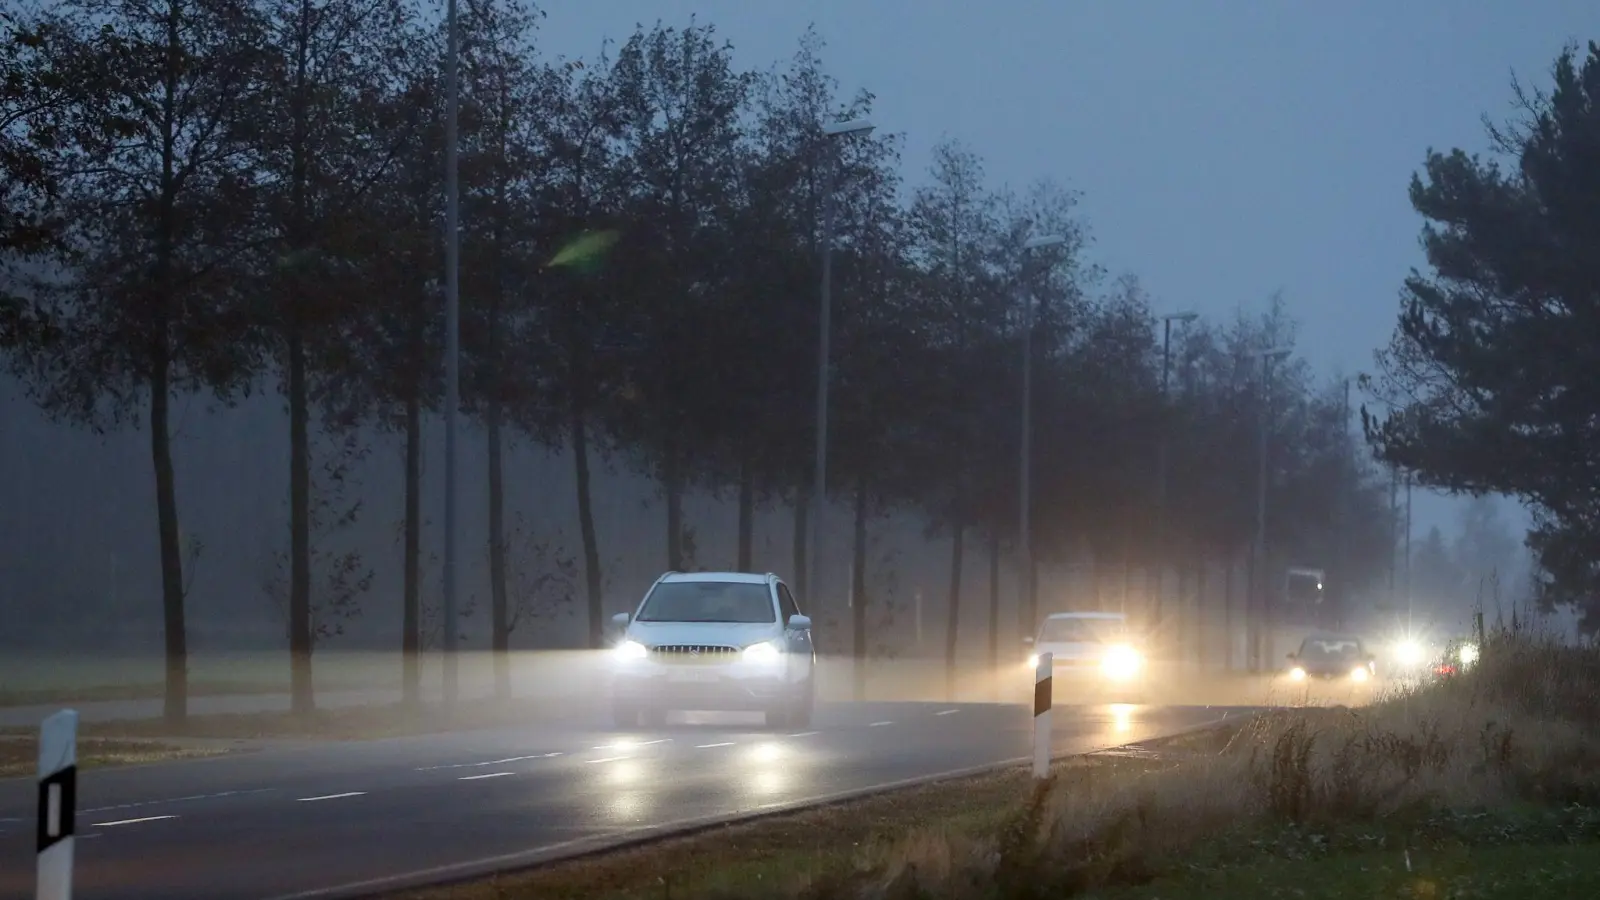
[{"xmin": 609, "ymin": 571, "xmax": 816, "ymax": 729}]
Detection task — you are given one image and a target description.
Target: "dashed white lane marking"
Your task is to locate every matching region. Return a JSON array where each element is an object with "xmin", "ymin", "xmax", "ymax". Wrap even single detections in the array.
[
  {"xmin": 936, "ymin": 709, "xmax": 960, "ymax": 716},
  {"xmin": 83, "ymin": 788, "xmax": 277, "ymax": 815},
  {"xmin": 788, "ymin": 731, "xmax": 819, "ymax": 738},
  {"xmin": 417, "ymin": 752, "xmax": 562, "ymax": 772},
  {"xmin": 297, "ymin": 792, "xmax": 366, "ymax": 802},
  {"xmin": 591, "ymin": 739, "xmax": 669, "ymax": 750},
  {"xmin": 695, "ymin": 742, "xmax": 735, "ymax": 749},
  {"xmin": 91, "ymin": 815, "xmax": 178, "ymax": 827},
  {"xmin": 586, "ymin": 756, "xmax": 630, "ymax": 764},
  {"xmin": 459, "ymin": 772, "xmax": 514, "ymax": 781},
  {"xmin": 869, "ymin": 721, "xmax": 893, "ymax": 727}
]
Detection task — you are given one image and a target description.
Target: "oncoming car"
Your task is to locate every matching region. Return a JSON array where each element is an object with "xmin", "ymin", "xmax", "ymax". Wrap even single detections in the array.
[
  {"xmin": 1285, "ymin": 634, "xmax": 1377, "ymax": 684},
  {"xmin": 1023, "ymin": 612, "xmax": 1147, "ymax": 701},
  {"xmin": 609, "ymin": 571, "xmax": 816, "ymax": 729}
]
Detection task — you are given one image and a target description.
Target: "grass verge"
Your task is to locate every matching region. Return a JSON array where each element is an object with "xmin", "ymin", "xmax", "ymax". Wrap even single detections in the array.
[
  {"xmin": 380, "ymin": 631, "xmax": 1600, "ymax": 899},
  {"xmin": 2, "ymin": 697, "xmax": 566, "ymax": 742},
  {"xmin": 0, "ymin": 736, "xmax": 234, "ymax": 779}
]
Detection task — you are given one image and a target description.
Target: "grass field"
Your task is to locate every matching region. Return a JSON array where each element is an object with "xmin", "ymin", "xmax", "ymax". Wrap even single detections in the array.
[
  {"xmin": 0, "ymin": 736, "xmax": 235, "ymax": 779},
  {"xmin": 380, "ymin": 631, "xmax": 1600, "ymax": 899},
  {"xmin": 0, "ymin": 651, "xmax": 427, "ymax": 706}
]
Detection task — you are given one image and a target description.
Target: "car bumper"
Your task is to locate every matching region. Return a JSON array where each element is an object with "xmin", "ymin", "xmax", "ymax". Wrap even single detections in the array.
[{"xmin": 611, "ymin": 665, "xmax": 799, "ymax": 710}]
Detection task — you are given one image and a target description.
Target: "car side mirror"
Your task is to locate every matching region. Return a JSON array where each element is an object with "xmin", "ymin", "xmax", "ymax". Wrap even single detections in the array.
[
  {"xmin": 1022, "ymin": 636, "xmax": 1035, "ymax": 645},
  {"xmin": 611, "ymin": 612, "xmax": 630, "ymax": 626},
  {"xmin": 787, "ymin": 614, "xmax": 811, "ymax": 631}
]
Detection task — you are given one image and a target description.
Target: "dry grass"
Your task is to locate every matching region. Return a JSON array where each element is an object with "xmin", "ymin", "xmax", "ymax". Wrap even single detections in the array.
[
  {"xmin": 0, "ymin": 735, "xmax": 234, "ymax": 778},
  {"xmin": 863, "ymin": 632, "xmax": 1600, "ymax": 899},
  {"xmin": 386, "ymin": 631, "xmax": 1600, "ymax": 900},
  {"xmin": 0, "ymin": 697, "xmax": 568, "ymax": 742},
  {"xmin": 100, "ymin": 697, "xmax": 566, "ymax": 741}
]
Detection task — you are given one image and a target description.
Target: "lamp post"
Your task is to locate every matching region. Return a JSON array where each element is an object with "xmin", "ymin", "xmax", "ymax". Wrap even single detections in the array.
[
  {"xmin": 1250, "ymin": 346, "xmax": 1291, "ymax": 672},
  {"xmin": 807, "ymin": 117, "xmax": 875, "ymax": 611},
  {"xmin": 1155, "ymin": 311, "xmax": 1197, "ymax": 641},
  {"xmin": 441, "ymin": 0, "xmax": 461, "ymax": 706},
  {"xmin": 1018, "ymin": 232, "xmax": 1066, "ymax": 640}
]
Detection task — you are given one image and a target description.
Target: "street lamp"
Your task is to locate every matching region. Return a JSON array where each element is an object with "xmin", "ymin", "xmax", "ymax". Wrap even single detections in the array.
[
  {"xmin": 1018, "ymin": 232, "xmax": 1066, "ymax": 641},
  {"xmin": 1154, "ymin": 311, "xmax": 1197, "ymax": 651},
  {"xmin": 441, "ymin": 0, "xmax": 461, "ymax": 706},
  {"xmin": 1250, "ymin": 346, "xmax": 1292, "ymax": 672},
  {"xmin": 808, "ymin": 116, "xmax": 876, "ymax": 610}
]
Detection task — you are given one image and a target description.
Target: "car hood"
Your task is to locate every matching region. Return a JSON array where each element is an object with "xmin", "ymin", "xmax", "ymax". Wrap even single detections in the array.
[
  {"xmin": 1297, "ymin": 658, "xmax": 1363, "ymax": 673},
  {"xmin": 626, "ymin": 621, "xmax": 781, "ymax": 648},
  {"xmin": 1034, "ymin": 641, "xmax": 1106, "ymax": 662}
]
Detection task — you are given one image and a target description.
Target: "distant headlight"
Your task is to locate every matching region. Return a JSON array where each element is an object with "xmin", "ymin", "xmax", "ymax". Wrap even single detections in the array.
[
  {"xmin": 1350, "ymin": 665, "xmax": 1370, "ymax": 682},
  {"xmin": 1289, "ymin": 666, "xmax": 1307, "ymax": 681},
  {"xmin": 743, "ymin": 640, "xmax": 782, "ymax": 663},
  {"xmin": 1101, "ymin": 644, "xmax": 1143, "ymax": 681},
  {"xmin": 614, "ymin": 640, "xmax": 648, "ymax": 661},
  {"xmin": 1458, "ymin": 643, "xmax": 1480, "ymax": 666},
  {"xmin": 1027, "ymin": 654, "xmax": 1040, "ymax": 669}
]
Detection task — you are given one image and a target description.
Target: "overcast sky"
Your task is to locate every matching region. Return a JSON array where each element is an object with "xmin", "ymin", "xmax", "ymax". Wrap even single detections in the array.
[{"xmin": 536, "ymin": 0, "xmax": 1597, "ymax": 538}]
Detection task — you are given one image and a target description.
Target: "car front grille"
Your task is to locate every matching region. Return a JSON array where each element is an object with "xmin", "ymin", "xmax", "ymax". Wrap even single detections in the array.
[{"xmin": 651, "ymin": 644, "xmax": 739, "ymax": 661}]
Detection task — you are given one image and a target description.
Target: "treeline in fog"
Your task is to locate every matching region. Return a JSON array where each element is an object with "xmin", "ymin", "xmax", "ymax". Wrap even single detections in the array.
[{"xmin": 2, "ymin": 2, "xmax": 1398, "ymax": 719}]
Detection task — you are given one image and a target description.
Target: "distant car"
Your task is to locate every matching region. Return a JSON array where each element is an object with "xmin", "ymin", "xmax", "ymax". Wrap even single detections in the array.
[
  {"xmin": 1285, "ymin": 633, "xmax": 1377, "ymax": 684},
  {"xmin": 1430, "ymin": 635, "xmax": 1480, "ymax": 680},
  {"xmin": 1023, "ymin": 611, "xmax": 1148, "ymax": 702},
  {"xmin": 609, "ymin": 571, "xmax": 816, "ymax": 729}
]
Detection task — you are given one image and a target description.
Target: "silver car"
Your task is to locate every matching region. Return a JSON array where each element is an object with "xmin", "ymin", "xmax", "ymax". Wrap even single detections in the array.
[{"xmin": 609, "ymin": 571, "xmax": 816, "ymax": 729}]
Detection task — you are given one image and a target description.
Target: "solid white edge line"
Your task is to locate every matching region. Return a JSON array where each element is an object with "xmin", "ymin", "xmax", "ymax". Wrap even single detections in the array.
[
  {"xmin": 91, "ymin": 815, "xmax": 178, "ymax": 827},
  {"xmin": 296, "ymin": 793, "xmax": 367, "ymax": 802},
  {"xmin": 586, "ymin": 756, "xmax": 629, "ymax": 764},
  {"xmin": 459, "ymin": 772, "xmax": 514, "ymax": 781},
  {"xmin": 868, "ymin": 721, "xmax": 893, "ymax": 727},
  {"xmin": 260, "ymin": 712, "xmax": 1244, "ymax": 900},
  {"xmin": 694, "ymin": 742, "xmax": 735, "ymax": 749},
  {"xmin": 936, "ymin": 709, "xmax": 960, "ymax": 716},
  {"xmin": 787, "ymin": 731, "xmax": 819, "ymax": 738}
]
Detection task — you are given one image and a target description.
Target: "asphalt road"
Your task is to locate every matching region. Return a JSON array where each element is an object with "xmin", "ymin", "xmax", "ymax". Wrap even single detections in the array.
[{"xmin": 0, "ymin": 701, "xmax": 1249, "ymax": 900}]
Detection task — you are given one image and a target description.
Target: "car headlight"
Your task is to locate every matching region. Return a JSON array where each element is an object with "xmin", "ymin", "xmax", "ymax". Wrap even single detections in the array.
[
  {"xmin": 1458, "ymin": 643, "xmax": 1479, "ymax": 665},
  {"xmin": 1289, "ymin": 666, "xmax": 1306, "ymax": 681},
  {"xmin": 1394, "ymin": 639, "xmax": 1425, "ymax": 667},
  {"xmin": 614, "ymin": 640, "xmax": 648, "ymax": 661},
  {"xmin": 743, "ymin": 640, "xmax": 782, "ymax": 663},
  {"xmin": 1350, "ymin": 665, "xmax": 1370, "ymax": 682},
  {"xmin": 1026, "ymin": 653, "xmax": 1040, "ymax": 669},
  {"xmin": 1101, "ymin": 644, "xmax": 1142, "ymax": 681}
]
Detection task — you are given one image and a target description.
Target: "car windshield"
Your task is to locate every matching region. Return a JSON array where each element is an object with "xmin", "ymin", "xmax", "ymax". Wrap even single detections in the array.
[
  {"xmin": 1038, "ymin": 617, "xmax": 1120, "ymax": 643},
  {"xmin": 1298, "ymin": 637, "xmax": 1365, "ymax": 661},
  {"xmin": 637, "ymin": 581, "xmax": 775, "ymax": 623}
]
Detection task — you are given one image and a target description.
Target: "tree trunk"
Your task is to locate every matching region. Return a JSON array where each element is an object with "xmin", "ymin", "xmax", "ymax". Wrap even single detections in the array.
[
  {"xmin": 287, "ymin": 328, "xmax": 314, "ymax": 715},
  {"xmin": 792, "ymin": 493, "xmax": 808, "ymax": 598},
  {"xmin": 736, "ymin": 443, "xmax": 754, "ymax": 571},
  {"xmin": 487, "ymin": 399, "xmax": 509, "ymax": 700},
  {"xmin": 150, "ymin": 349, "xmax": 189, "ymax": 726},
  {"xmin": 944, "ymin": 521, "xmax": 964, "ymax": 701},
  {"xmin": 563, "ymin": 400, "xmax": 604, "ymax": 651},
  {"xmin": 987, "ymin": 530, "xmax": 1000, "ymax": 673},
  {"xmin": 402, "ymin": 390, "xmax": 421, "ymax": 706},
  {"xmin": 1176, "ymin": 559, "xmax": 1189, "ymax": 669},
  {"xmin": 1223, "ymin": 546, "xmax": 1235, "ymax": 672},
  {"xmin": 664, "ymin": 441, "xmax": 684, "ymax": 570},
  {"xmin": 851, "ymin": 475, "xmax": 868, "ymax": 702}
]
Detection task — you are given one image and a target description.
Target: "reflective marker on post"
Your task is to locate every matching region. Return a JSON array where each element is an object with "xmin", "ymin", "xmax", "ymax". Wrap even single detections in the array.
[
  {"xmin": 1032, "ymin": 652, "xmax": 1052, "ymax": 780},
  {"xmin": 37, "ymin": 709, "xmax": 77, "ymax": 900}
]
